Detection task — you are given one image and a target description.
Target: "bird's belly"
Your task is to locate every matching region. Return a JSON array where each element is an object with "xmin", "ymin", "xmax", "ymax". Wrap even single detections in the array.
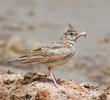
[{"xmin": 45, "ymin": 54, "xmax": 74, "ymax": 67}]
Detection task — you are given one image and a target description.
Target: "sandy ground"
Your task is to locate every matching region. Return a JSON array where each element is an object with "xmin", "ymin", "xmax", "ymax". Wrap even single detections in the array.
[{"xmin": 0, "ymin": 71, "xmax": 110, "ymax": 100}]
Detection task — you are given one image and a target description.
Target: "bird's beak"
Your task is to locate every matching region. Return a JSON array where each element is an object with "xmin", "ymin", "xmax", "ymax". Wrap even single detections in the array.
[{"xmin": 76, "ymin": 34, "xmax": 81, "ymax": 38}]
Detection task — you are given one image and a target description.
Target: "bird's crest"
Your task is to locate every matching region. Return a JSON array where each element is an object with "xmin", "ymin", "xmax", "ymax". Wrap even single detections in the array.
[{"xmin": 64, "ymin": 24, "xmax": 77, "ymax": 34}]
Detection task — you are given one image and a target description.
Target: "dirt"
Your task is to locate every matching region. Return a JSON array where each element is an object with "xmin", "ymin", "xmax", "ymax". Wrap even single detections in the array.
[{"xmin": 0, "ymin": 71, "xmax": 110, "ymax": 100}]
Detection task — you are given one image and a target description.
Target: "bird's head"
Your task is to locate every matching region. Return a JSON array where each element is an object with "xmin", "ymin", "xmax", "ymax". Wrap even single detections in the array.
[{"xmin": 61, "ymin": 24, "xmax": 87, "ymax": 43}]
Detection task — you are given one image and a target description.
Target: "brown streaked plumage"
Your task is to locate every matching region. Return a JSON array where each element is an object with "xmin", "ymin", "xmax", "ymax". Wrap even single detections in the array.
[{"xmin": 8, "ymin": 24, "xmax": 87, "ymax": 87}]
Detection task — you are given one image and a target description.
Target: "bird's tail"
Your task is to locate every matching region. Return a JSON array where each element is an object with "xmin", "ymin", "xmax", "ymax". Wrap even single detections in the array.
[{"xmin": 8, "ymin": 57, "xmax": 26, "ymax": 64}]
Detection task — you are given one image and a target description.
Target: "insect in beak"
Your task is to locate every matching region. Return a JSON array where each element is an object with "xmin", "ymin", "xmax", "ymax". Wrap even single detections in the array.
[
  {"xmin": 78, "ymin": 32, "xmax": 87, "ymax": 39},
  {"xmin": 84, "ymin": 33, "xmax": 87, "ymax": 39}
]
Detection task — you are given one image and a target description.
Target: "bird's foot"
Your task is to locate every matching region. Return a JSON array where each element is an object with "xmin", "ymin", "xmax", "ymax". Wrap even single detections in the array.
[{"xmin": 53, "ymin": 83, "xmax": 59, "ymax": 88}]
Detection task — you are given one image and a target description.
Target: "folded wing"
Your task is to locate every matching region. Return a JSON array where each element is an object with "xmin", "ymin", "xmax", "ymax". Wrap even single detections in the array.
[{"xmin": 9, "ymin": 42, "xmax": 71, "ymax": 64}]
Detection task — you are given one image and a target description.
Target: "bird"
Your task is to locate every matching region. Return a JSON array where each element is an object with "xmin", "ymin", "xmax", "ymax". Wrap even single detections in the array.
[{"xmin": 8, "ymin": 24, "xmax": 87, "ymax": 87}]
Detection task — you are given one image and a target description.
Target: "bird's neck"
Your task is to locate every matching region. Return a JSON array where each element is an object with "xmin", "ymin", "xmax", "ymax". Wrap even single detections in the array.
[
  {"xmin": 60, "ymin": 35, "xmax": 76, "ymax": 45},
  {"xmin": 60, "ymin": 38, "xmax": 75, "ymax": 45},
  {"xmin": 65, "ymin": 40, "xmax": 75, "ymax": 45}
]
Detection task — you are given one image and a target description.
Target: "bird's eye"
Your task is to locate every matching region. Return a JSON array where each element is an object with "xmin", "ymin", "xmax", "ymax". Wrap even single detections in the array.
[{"xmin": 70, "ymin": 32, "xmax": 73, "ymax": 35}]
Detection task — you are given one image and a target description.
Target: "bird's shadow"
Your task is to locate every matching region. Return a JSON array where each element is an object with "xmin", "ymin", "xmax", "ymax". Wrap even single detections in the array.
[{"xmin": 21, "ymin": 72, "xmax": 58, "ymax": 85}]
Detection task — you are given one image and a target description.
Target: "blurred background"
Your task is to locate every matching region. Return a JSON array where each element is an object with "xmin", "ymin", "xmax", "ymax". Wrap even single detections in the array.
[{"xmin": 0, "ymin": 0, "xmax": 110, "ymax": 89}]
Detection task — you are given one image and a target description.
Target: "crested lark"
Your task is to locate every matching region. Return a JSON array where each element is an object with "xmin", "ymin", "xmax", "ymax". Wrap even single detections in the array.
[{"xmin": 8, "ymin": 24, "xmax": 87, "ymax": 87}]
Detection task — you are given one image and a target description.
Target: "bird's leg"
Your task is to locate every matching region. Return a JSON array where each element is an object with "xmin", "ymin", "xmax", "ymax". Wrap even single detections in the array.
[
  {"xmin": 48, "ymin": 67, "xmax": 59, "ymax": 88},
  {"xmin": 48, "ymin": 67, "xmax": 57, "ymax": 81}
]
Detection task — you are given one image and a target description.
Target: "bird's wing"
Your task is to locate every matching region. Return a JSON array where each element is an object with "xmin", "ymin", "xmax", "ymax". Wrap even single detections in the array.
[{"xmin": 18, "ymin": 42, "xmax": 71, "ymax": 64}]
